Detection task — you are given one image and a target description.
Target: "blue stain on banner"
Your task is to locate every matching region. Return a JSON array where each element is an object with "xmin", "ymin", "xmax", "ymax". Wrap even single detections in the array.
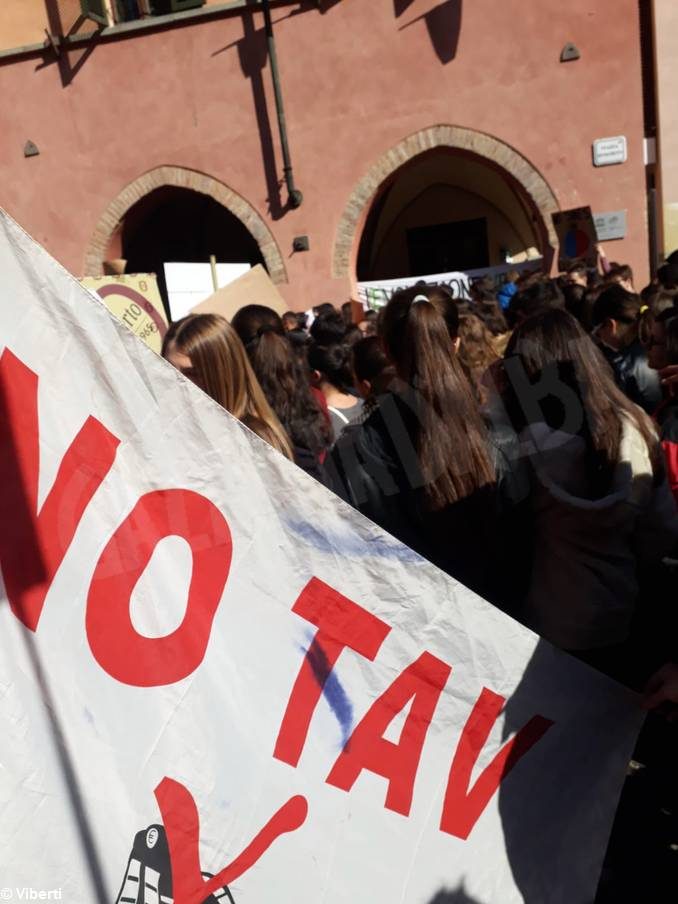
[
  {"xmin": 284, "ymin": 517, "xmax": 424, "ymax": 564},
  {"xmin": 302, "ymin": 632, "xmax": 353, "ymax": 747}
]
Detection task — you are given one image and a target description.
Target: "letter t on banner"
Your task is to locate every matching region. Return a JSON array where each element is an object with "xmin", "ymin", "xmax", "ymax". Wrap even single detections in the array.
[{"xmin": 274, "ymin": 577, "xmax": 391, "ymax": 767}]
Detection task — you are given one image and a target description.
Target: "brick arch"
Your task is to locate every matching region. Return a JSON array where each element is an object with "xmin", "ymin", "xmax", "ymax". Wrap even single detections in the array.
[
  {"xmin": 85, "ymin": 166, "xmax": 287, "ymax": 283},
  {"xmin": 332, "ymin": 126, "xmax": 560, "ymax": 278}
]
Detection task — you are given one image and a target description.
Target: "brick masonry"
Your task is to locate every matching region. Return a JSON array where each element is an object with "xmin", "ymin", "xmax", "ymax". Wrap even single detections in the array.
[
  {"xmin": 332, "ymin": 126, "xmax": 560, "ymax": 279},
  {"xmin": 84, "ymin": 167, "xmax": 288, "ymax": 284}
]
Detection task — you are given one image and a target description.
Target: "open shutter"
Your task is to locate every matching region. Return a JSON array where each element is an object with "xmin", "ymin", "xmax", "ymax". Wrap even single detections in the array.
[{"xmin": 80, "ymin": 0, "xmax": 111, "ymax": 25}]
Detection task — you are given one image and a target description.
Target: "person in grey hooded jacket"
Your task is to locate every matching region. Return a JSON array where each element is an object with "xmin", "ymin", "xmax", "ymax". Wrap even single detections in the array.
[{"xmin": 500, "ymin": 310, "xmax": 677, "ymax": 678}]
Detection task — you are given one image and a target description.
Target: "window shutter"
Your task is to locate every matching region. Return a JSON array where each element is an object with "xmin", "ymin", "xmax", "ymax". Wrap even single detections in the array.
[
  {"xmin": 169, "ymin": 0, "xmax": 205, "ymax": 10},
  {"xmin": 80, "ymin": 0, "xmax": 110, "ymax": 25},
  {"xmin": 150, "ymin": 0, "xmax": 205, "ymax": 13}
]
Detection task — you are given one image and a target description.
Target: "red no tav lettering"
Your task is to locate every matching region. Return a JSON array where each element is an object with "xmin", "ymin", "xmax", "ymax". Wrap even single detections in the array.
[
  {"xmin": 440, "ymin": 687, "xmax": 554, "ymax": 840},
  {"xmin": 86, "ymin": 488, "xmax": 232, "ymax": 687},
  {"xmin": 326, "ymin": 651, "xmax": 451, "ymax": 816},
  {"xmin": 273, "ymin": 577, "xmax": 391, "ymax": 767},
  {"xmin": 0, "ymin": 348, "xmax": 119, "ymax": 631}
]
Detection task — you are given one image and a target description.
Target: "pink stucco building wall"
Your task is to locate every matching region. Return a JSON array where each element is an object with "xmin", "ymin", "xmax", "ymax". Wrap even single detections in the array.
[{"xmin": 0, "ymin": 0, "xmax": 650, "ymax": 308}]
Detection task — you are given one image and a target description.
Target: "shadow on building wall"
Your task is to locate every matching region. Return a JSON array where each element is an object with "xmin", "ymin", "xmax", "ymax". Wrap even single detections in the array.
[
  {"xmin": 213, "ymin": 0, "xmax": 326, "ymax": 219},
  {"xmin": 395, "ymin": 0, "xmax": 462, "ymax": 64},
  {"xmin": 36, "ymin": 0, "xmax": 99, "ymax": 85},
  {"xmin": 238, "ymin": 0, "xmax": 289, "ymax": 220},
  {"xmin": 217, "ymin": 0, "xmax": 462, "ymax": 219}
]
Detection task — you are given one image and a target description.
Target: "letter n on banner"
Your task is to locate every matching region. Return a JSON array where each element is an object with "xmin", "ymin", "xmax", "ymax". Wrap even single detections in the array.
[{"xmin": 0, "ymin": 349, "xmax": 119, "ymax": 631}]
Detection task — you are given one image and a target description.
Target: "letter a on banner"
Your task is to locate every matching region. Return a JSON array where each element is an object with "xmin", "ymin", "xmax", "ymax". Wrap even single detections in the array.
[{"xmin": 326, "ymin": 652, "xmax": 451, "ymax": 816}]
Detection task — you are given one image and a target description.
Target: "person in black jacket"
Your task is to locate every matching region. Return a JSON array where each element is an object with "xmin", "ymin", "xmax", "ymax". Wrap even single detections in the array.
[
  {"xmin": 592, "ymin": 284, "xmax": 662, "ymax": 414},
  {"xmin": 326, "ymin": 286, "xmax": 530, "ymax": 616}
]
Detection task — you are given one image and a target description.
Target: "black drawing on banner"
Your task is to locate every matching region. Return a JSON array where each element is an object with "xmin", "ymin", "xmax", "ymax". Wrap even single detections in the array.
[{"xmin": 115, "ymin": 824, "xmax": 235, "ymax": 904}]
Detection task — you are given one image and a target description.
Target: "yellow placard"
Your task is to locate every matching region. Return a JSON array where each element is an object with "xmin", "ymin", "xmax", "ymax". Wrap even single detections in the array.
[{"xmin": 81, "ymin": 274, "xmax": 168, "ymax": 354}]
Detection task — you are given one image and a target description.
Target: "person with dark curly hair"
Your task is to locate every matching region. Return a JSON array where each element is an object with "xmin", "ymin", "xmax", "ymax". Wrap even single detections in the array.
[{"xmin": 231, "ymin": 304, "xmax": 332, "ymax": 478}]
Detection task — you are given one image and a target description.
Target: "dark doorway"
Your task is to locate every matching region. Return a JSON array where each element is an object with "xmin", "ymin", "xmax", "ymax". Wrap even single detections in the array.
[
  {"xmin": 406, "ymin": 217, "xmax": 489, "ymax": 275},
  {"xmin": 121, "ymin": 187, "xmax": 265, "ymax": 315}
]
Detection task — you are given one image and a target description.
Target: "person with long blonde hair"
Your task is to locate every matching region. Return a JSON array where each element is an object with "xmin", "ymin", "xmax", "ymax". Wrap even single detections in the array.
[{"xmin": 162, "ymin": 313, "xmax": 293, "ymax": 460}]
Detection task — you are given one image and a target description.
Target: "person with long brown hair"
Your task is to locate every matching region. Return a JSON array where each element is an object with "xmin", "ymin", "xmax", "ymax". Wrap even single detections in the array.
[
  {"xmin": 161, "ymin": 313, "xmax": 293, "ymax": 459},
  {"xmin": 457, "ymin": 312, "xmax": 500, "ymax": 405},
  {"xmin": 231, "ymin": 304, "xmax": 332, "ymax": 477},
  {"xmin": 327, "ymin": 285, "xmax": 529, "ymax": 612},
  {"xmin": 501, "ymin": 308, "xmax": 677, "ymax": 678}
]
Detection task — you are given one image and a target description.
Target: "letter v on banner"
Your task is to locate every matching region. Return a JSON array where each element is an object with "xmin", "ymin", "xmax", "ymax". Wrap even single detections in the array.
[
  {"xmin": 440, "ymin": 688, "xmax": 554, "ymax": 840},
  {"xmin": 0, "ymin": 348, "xmax": 119, "ymax": 631}
]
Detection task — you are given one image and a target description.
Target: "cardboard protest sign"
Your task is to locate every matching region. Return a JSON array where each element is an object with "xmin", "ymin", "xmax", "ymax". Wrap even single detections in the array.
[
  {"xmin": 0, "ymin": 209, "xmax": 642, "ymax": 904},
  {"xmin": 552, "ymin": 207, "xmax": 598, "ymax": 269},
  {"xmin": 191, "ymin": 264, "xmax": 288, "ymax": 321},
  {"xmin": 81, "ymin": 274, "xmax": 168, "ymax": 354}
]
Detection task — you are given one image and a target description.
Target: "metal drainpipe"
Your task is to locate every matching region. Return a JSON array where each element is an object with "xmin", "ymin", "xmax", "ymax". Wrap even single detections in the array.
[{"xmin": 260, "ymin": 0, "xmax": 303, "ymax": 208}]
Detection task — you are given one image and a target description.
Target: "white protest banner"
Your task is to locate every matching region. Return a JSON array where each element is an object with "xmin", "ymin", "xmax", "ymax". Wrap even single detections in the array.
[
  {"xmin": 358, "ymin": 270, "xmax": 472, "ymax": 309},
  {"xmin": 357, "ymin": 260, "xmax": 542, "ymax": 310},
  {"xmin": 0, "ymin": 209, "xmax": 642, "ymax": 904}
]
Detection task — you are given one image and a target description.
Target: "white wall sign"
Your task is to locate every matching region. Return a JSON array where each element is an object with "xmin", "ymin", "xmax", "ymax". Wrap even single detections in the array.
[
  {"xmin": 593, "ymin": 136, "xmax": 628, "ymax": 167},
  {"xmin": 594, "ymin": 210, "xmax": 628, "ymax": 242},
  {"xmin": 164, "ymin": 262, "xmax": 251, "ymax": 321}
]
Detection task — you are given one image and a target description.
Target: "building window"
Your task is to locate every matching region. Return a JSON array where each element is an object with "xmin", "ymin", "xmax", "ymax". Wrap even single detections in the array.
[
  {"xmin": 81, "ymin": 0, "xmax": 205, "ymax": 26},
  {"xmin": 116, "ymin": 0, "xmax": 144, "ymax": 21}
]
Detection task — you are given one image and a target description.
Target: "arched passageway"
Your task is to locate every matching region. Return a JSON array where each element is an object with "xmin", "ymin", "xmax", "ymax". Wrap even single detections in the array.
[
  {"xmin": 334, "ymin": 126, "xmax": 559, "ymax": 283},
  {"xmin": 117, "ymin": 186, "xmax": 266, "ymax": 309},
  {"xmin": 85, "ymin": 167, "xmax": 288, "ymax": 310}
]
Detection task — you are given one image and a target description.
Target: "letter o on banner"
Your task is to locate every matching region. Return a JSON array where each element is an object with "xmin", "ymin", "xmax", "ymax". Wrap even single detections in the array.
[{"xmin": 86, "ymin": 489, "xmax": 232, "ymax": 687}]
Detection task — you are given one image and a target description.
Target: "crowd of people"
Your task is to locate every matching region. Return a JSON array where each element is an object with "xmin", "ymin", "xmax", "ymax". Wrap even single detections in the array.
[{"xmin": 160, "ymin": 248, "xmax": 678, "ymax": 701}]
